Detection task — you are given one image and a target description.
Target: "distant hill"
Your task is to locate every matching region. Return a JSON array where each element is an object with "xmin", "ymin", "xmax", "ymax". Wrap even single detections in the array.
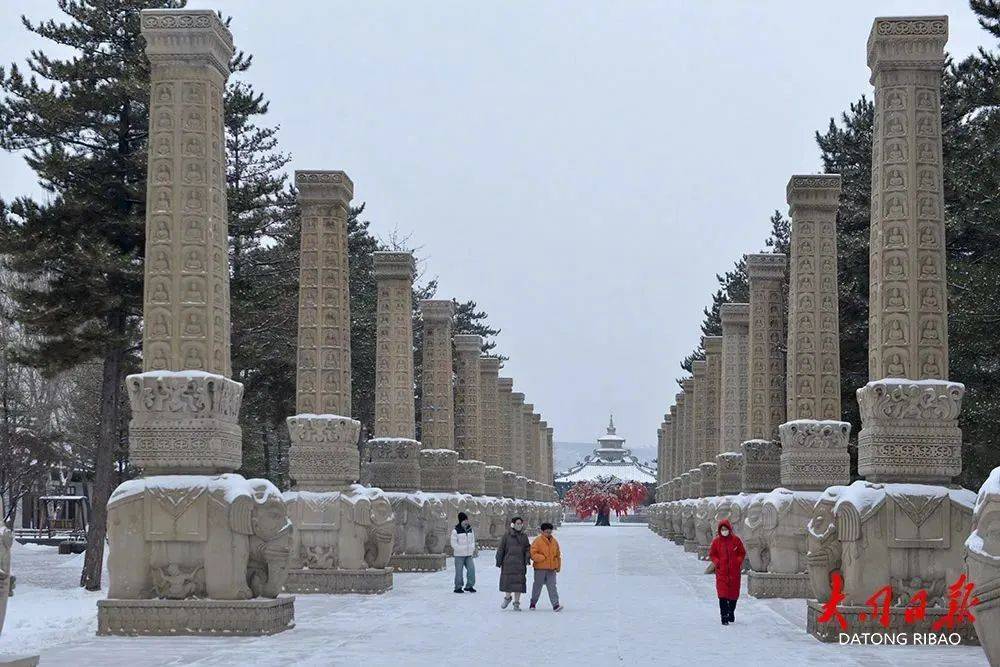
[{"xmin": 553, "ymin": 440, "xmax": 655, "ymax": 476}]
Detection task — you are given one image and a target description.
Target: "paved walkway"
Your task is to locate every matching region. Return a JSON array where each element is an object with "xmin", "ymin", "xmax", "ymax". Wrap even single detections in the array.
[{"xmin": 7, "ymin": 525, "xmax": 988, "ymax": 666}]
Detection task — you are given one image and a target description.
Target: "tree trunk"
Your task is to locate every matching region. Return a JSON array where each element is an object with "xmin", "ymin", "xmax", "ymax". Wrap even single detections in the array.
[
  {"xmin": 595, "ymin": 510, "xmax": 611, "ymax": 526},
  {"xmin": 80, "ymin": 335, "xmax": 125, "ymax": 591}
]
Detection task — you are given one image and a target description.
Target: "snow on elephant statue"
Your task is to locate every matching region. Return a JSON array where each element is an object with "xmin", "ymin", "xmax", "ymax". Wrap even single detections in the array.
[
  {"xmin": 966, "ymin": 466, "xmax": 1000, "ymax": 667},
  {"xmin": 283, "ymin": 485, "xmax": 395, "ymax": 571},
  {"xmin": 807, "ymin": 481, "xmax": 974, "ymax": 606},
  {"xmin": 106, "ymin": 474, "xmax": 292, "ymax": 600}
]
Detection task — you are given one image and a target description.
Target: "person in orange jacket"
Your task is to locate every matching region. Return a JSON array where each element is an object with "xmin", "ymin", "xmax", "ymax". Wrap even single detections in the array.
[{"xmin": 529, "ymin": 522, "xmax": 563, "ymax": 611}]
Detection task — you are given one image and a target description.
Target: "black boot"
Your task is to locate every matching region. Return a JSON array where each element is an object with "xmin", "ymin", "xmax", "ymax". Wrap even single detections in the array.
[{"xmin": 719, "ymin": 598, "xmax": 729, "ymax": 625}]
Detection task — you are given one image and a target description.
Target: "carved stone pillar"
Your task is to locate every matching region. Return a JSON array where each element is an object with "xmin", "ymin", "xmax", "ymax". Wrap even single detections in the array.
[
  {"xmin": 779, "ymin": 174, "xmax": 850, "ymax": 490},
  {"xmin": 496, "ymin": 377, "xmax": 514, "ymax": 472},
  {"xmin": 746, "ymin": 253, "xmax": 787, "ymax": 442},
  {"xmin": 509, "ymin": 392, "xmax": 526, "ymax": 476},
  {"xmin": 522, "ymin": 403, "xmax": 535, "ymax": 479},
  {"xmin": 529, "ymin": 413, "xmax": 542, "ymax": 482},
  {"xmin": 859, "ymin": 15, "xmax": 960, "ymax": 483},
  {"xmin": 691, "ymin": 362, "xmax": 707, "ymax": 466},
  {"xmin": 285, "ymin": 171, "xmax": 361, "ymax": 492},
  {"xmin": 669, "ymin": 401, "xmax": 679, "ymax": 480},
  {"xmin": 719, "ymin": 303, "xmax": 750, "ymax": 454},
  {"xmin": 545, "ymin": 426, "xmax": 555, "ymax": 485},
  {"xmin": 457, "ymin": 459, "xmax": 486, "ymax": 496},
  {"xmin": 373, "ymin": 252, "xmax": 416, "ymax": 440},
  {"xmin": 103, "ymin": 9, "xmax": 294, "ymax": 636},
  {"xmin": 478, "ymin": 356, "xmax": 501, "ymax": 469},
  {"xmin": 419, "ymin": 449, "xmax": 458, "ymax": 492},
  {"xmin": 703, "ymin": 336, "xmax": 723, "ymax": 461},
  {"xmin": 419, "ymin": 300, "xmax": 455, "ymax": 450},
  {"xmin": 454, "ymin": 334, "xmax": 482, "ymax": 463},
  {"xmin": 681, "ymin": 378, "xmax": 695, "ymax": 472},
  {"xmin": 537, "ymin": 419, "xmax": 548, "ymax": 484}
]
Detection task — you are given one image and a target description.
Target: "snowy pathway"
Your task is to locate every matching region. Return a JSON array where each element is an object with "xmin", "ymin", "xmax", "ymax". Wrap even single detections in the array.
[{"xmin": 2, "ymin": 525, "xmax": 987, "ymax": 666}]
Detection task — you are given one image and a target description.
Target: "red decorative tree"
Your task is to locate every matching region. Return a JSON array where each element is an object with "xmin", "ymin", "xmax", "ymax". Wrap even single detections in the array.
[{"xmin": 562, "ymin": 476, "xmax": 647, "ymax": 526}]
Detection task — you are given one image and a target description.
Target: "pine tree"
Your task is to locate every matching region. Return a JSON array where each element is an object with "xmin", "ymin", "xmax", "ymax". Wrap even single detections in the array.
[{"xmin": 0, "ymin": 0, "xmax": 182, "ymax": 590}]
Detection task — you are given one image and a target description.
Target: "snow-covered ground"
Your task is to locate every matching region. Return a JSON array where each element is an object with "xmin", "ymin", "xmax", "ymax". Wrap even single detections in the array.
[{"xmin": 1, "ymin": 525, "xmax": 987, "ymax": 666}]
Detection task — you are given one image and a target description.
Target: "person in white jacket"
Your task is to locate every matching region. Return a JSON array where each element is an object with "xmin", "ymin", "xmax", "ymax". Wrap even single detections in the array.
[{"xmin": 451, "ymin": 512, "xmax": 476, "ymax": 593}]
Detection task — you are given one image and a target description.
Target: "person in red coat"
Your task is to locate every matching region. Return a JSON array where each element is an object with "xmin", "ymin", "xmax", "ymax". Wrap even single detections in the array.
[{"xmin": 709, "ymin": 518, "xmax": 746, "ymax": 625}]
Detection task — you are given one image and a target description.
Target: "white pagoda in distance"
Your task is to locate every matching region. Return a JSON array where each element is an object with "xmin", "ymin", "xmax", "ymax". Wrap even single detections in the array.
[{"xmin": 554, "ymin": 415, "xmax": 656, "ymax": 494}]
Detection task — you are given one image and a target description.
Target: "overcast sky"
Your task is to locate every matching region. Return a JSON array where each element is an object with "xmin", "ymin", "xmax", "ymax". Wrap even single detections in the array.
[{"xmin": 0, "ymin": 1, "xmax": 987, "ymax": 448}]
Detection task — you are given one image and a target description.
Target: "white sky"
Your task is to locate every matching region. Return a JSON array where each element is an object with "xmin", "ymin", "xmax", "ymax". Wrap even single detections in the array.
[{"xmin": 0, "ymin": 1, "xmax": 986, "ymax": 445}]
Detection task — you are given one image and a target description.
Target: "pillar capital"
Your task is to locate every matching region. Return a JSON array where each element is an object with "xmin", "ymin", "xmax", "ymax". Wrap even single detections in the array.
[
  {"xmin": 454, "ymin": 334, "xmax": 483, "ymax": 354},
  {"xmin": 786, "ymin": 174, "xmax": 842, "ymax": 214},
  {"xmin": 497, "ymin": 377, "xmax": 514, "ymax": 392},
  {"xmin": 419, "ymin": 299, "xmax": 455, "ymax": 322},
  {"xmin": 479, "ymin": 355, "xmax": 501, "ymax": 374},
  {"xmin": 720, "ymin": 302, "xmax": 749, "ymax": 327},
  {"xmin": 867, "ymin": 16, "xmax": 948, "ymax": 82},
  {"xmin": 294, "ymin": 170, "xmax": 353, "ymax": 204},
  {"xmin": 140, "ymin": 9, "xmax": 234, "ymax": 77},
  {"xmin": 745, "ymin": 253, "xmax": 786, "ymax": 280},
  {"xmin": 702, "ymin": 335, "xmax": 722, "ymax": 354},
  {"xmin": 373, "ymin": 251, "xmax": 415, "ymax": 280},
  {"xmin": 511, "ymin": 392, "xmax": 524, "ymax": 404}
]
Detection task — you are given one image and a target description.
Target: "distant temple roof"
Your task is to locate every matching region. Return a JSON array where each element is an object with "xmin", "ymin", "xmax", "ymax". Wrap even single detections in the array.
[{"xmin": 555, "ymin": 414, "xmax": 656, "ymax": 484}]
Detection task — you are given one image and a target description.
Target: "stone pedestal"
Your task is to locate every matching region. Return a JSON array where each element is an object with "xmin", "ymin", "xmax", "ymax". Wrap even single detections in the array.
[
  {"xmin": 679, "ymin": 472, "xmax": 691, "ymax": 500},
  {"xmin": 457, "ymin": 459, "xmax": 486, "ymax": 495},
  {"xmin": 484, "ymin": 465, "xmax": 504, "ymax": 496},
  {"xmin": 857, "ymin": 379, "xmax": 963, "ymax": 483},
  {"xmin": 361, "ymin": 438, "xmax": 422, "ymax": 491},
  {"xmin": 805, "ymin": 599, "xmax": 978, "ymax": 645},
  {"xmin": 387, "ymin": 553, "xmax": 447, "ymax": 573},
  {"xmin": 699, "ymin": 462, "xmax": 717, "ymax": 499},
  {"xmin": 502, "ymin": 470, "xmax": 517, "ymax": 499},
  {"xmin": 747, "ymin": 572, "xmax": 814, "ymax": 599},
  {"xmin": 741, "ymin": 439, "xmax": 781, "ymax": 493},
  {"xmin": 514, "ymin": 475, "xmax": 528, "ymax": 500},
  {"xmin": 715, "ymin": 452, "xmax": 743, "ymax": 495},
  {"xmin": 419, "ymin": 449, "xmax": 459, "ymax": 492},
  {"xmin": 778, "ymin": 420, "xmax": 850, "ymax": 490},
  {"xmin": 688, "ymin": 468, "xmax": 703, "ymax": 500},
  {"xmin": 287, "ymin": 414, "xmax": 361, "ymax": 491},
  {"xmin": 97, "ymin": 597, "xmax": 295, "ymax": 636}
]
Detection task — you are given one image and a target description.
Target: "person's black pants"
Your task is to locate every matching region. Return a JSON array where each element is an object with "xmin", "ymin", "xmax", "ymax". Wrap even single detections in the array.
[{"xmin": 718, "ymin": 597, "xmax": 737, "ymax": 622}]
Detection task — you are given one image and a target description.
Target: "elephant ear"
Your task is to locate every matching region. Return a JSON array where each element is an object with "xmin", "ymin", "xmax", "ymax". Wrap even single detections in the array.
[
  {"xmin": 229, "ymin": 494, "xmax": 255, "ymax": 536},
  {"xmin": 353, "ymin": 498, "xmax": 372, "ymax": 526}
]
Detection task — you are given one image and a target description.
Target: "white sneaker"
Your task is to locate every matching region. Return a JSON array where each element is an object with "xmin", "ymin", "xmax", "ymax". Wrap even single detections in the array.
[{"xmin": 501, "ymin": 596, "xmax": 512, "ymax": 609}]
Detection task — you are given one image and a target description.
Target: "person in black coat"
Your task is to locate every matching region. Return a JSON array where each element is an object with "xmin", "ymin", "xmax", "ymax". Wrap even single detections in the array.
[{"xmin": 495, "ymin": 516, "xmax": 530, "ymax": 610}]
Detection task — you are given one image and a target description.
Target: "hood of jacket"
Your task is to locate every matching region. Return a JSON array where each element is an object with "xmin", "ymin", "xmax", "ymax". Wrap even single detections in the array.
[{"xmin": 717, "ymin": 519, "xmax": 734, "ymax": 536}]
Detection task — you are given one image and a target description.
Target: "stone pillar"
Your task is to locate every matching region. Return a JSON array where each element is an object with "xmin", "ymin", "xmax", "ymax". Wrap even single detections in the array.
[
  {"xmin": 509, "ymin": 392, "xmax": 526, "ymax": 476},
  {"xmin": 779, "ymin": 174, "xmax": 850, "ymax": 490},
  {"xmin": 691, "ymin": 362, "xmax": 707, "ymax": 466},
  {"xmin": 453, "ymin": 334, "xmax": 482, "ymax": 464},
  {"xmin": 478, "ymin": 356, "xmax": 501, "ymax": 469},
  {"xmin": 681, "ymin": 384, "xmax": 695, "ymax": 472},
  {"xmin": 537, "ymin": 419, "xmax": 548, "ymax": 483},
  {"xmin": 419, "ymin": 448, "xmax": 458, "ymax": 492},
  {"xmin": 285, "ymin": 171, "xmax": 361, "ymax": 492},
  {"xmin": 529, "ymin": 413, "xmax": 542, "ymax": 482},
  {"xmin": 656, "ymin": 424, "xmax": 665, "ymax": 485},
  {"xmin": 522, "ymin": 403, "xmax": 535, "ymax": 478},
  {"xmin": 545, "ymin": 426, "xmax": 555, "ymax": 485},
  {"xmin": 502, "ymin": 470, "xmax": 517, "ymax": 499},
  {"xmin": 496, "ymin": 377, "xmax": 514, "ymax": 463},
  {"xmin": 103, "ymin": 9, "xmax": 294, "ymax": 636},
  {"xmin": 456, "ymin": 459, "xmax": 486, "ymax": 496},
  {"xmin": 484, "ymin": 465, "xmax": 504, "ymax": 496},
  {"xmin": 703, "ymin": 336, "xmax": 723, "ymax": 462},
  {"xmin": 419, "ymin": 300, "xmax": 455, "ymax": 450},
  {"xmin": 746, "ymin": 253, "xmax": 787, "ymax": 442},
  {"xmin": 668, "ymin": 402, "xmax": 678, "ymax": 480},
  {"xmin": 373, "ymin": 252, "xmax": 416, "ymax": 440},
  {"xmin": 719, "ymin": 303, "xmax": 750, "ymax": 454},
  {"xmin": 859, "ymin": 15, "xmax": 960, "ymax": 483}
]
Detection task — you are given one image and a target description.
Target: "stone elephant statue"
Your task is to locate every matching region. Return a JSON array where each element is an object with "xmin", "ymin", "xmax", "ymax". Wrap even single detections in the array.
[
  {"xmin": 805, "ymin": 485, "xmax": 847, "ymax": 601},
  {"xmin": 761, "ymin": 488, "xmax": 821, "ymax": 574},
  {"xmin": 423, "ymin": 496, "xmax": 450, "ymax": 555},
  {"xmin": 743, "ymin": 493, "xmax": 771, "ymax": 573},
  {"xmin": 389, "ymin": 493, "xmax": 444, "ymax": 555},
  {"xmin": 107, "ymin": 474, "xmax": 292, "ymax": 600},
  {"xmin": 695, "ymin": 499, "xmax": 717, "ymax": 559},
  {"xmin": 812, "ymin": 481, "xmax": 975, "ymax": 606},
  {"xmin": 283, "ymin": 485, "xmax": 395, "ymax": 571},
  {"xmin": 966, "ymin": 467, "xmax": 1000, "ymax": 667},
  {"xmin": 681, "ymin": 501, "xmax": 696, "ymax": 542}
]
